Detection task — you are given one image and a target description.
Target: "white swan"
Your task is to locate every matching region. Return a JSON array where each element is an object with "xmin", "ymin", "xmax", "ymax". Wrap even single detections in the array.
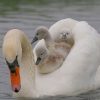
[
  {"xmin": 31, "ymin": 18, "xmax": 78, "ymax": 46},
  {"xmin": 2, "ymin": 22, "xmax": 100, "ymax": 98},
  {"xmin": 3, "ymin": 29, "xmax": 36, "ymax": 98},
  {"xmin": 33, "ymin": 39, "xmax": 71, "ymax": 74}
]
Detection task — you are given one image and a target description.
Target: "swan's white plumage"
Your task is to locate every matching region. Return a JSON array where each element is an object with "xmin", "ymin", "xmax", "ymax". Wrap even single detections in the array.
[
  {"xmin": 2, "ymin": 21, "xmax": 100, "ymax": 98},
  {"xmin": 72, "ymin": 21, "xmax": 98, "ymax": 41}
]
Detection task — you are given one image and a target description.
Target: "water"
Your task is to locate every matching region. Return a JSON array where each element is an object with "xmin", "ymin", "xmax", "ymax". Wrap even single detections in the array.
[{"xmin": 0, "ymin": 0, "xmax": 100, "ymax": 100}]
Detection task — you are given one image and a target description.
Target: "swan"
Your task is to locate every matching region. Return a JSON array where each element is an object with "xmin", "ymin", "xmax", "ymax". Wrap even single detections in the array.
[
  {"xmin": 3, "ymin": 29, "xmax": 36, "ymax": 98},
  {"xmin": 2, "ymin": 21, "xmax": 100, "ymax": 98},
  {"xmin": 33, "ymin": 39, "xmax": 71, "ymax": 74},
  {"xmin": 31, "ymin": 18, "xmax": 78, "ymax": 46}
]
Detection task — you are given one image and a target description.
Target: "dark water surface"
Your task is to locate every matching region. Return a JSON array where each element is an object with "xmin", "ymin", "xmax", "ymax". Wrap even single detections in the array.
[{"xmin": 0, "ymin": 0, "xmax": 100, "ymax": 100}]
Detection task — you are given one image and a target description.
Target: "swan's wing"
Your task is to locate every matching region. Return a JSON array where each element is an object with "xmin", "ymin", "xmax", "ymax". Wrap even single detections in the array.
[{"xmin": 72, "ymin": 21, "xmax": 99, "ymax": 41}]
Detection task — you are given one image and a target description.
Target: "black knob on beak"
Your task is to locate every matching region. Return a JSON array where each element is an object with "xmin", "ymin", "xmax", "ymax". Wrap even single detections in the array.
[{"xmin": 5, "ymin": 56, "xmax": 19, "ymax": 73}]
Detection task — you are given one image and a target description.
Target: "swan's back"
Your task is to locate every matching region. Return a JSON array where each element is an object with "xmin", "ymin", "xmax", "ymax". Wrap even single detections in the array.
[
  {"xmin": 36, "ymin": 21, "xmax": 100, "ymax": 96},
  {"xmin": 72, "ymin": 21, "xmax": 98, "ymax": 41}
]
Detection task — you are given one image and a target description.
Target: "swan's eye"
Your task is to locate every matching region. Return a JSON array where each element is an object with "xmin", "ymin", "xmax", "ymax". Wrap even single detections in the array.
[{"xmin": 5, "ymin": 56, "xmax": 19, "ymax": 73}]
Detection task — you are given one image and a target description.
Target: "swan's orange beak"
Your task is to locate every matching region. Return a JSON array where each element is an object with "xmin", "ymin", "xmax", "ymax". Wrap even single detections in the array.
[
  {"xmin": 10, "ymin": 67, "xmax": 21, "ymax": 93},
  {"xmin": 5, "ymin": 56, "xmax": 21, "ymax": 93}
]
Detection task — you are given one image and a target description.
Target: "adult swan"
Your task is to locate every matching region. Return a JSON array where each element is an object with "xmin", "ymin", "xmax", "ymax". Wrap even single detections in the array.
[{"xmin": 2, "ymin": 21, "xmax": 100, "ymax": 98}]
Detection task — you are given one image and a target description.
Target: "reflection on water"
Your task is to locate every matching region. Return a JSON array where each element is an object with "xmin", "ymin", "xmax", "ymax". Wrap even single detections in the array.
[{"xmin": 0, "ymin": 0, "xmax": 100, "ymax": 100}]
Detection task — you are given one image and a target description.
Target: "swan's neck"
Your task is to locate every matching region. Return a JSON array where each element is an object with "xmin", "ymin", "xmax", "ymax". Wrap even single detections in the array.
[{"xmin": 14, "ymin": 33, "xmax": 36, "ymax": 97}]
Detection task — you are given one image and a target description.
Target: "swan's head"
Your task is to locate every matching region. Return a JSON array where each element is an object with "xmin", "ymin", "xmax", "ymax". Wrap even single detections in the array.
[
  {"xmin": 31, "ymin": 26, "xmax": 49, "ymax": 44},
  {"xmin": 2, "ymin": 29, "xmax": 22, "ymax": 93},
  {"xmin": 33, "ymin": 39, "xmax": 48, "ymax": 65},
  {"xmin": 59, "ymin": 28, "xmax": 74, "ymax": 45}
]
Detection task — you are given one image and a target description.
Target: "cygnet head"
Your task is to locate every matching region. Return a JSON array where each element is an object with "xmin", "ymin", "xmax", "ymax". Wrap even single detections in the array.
[
  {"xmin": 31, "ymin": 26, "xmax": 50, "ymax": 44},
  {"xmin": 33, "ymin": 39, "xmax": 49, "ymax": 65},
  {"xmin": 59, "ymin": 28, "xmax": 74, "ymax": 46}
]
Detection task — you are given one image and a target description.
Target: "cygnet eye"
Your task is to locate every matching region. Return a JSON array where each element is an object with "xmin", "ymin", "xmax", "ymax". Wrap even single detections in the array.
[
  {"xmin": 66, "ymin": 32, "xmax": 69, "ymax": 35},
  {"xmin": 36, "ymin": 33, "xmax": 39, "ymax": 36},
  {"xmin": 41, "ymin": 53, "xmax": 43, "ymax": 56}
]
